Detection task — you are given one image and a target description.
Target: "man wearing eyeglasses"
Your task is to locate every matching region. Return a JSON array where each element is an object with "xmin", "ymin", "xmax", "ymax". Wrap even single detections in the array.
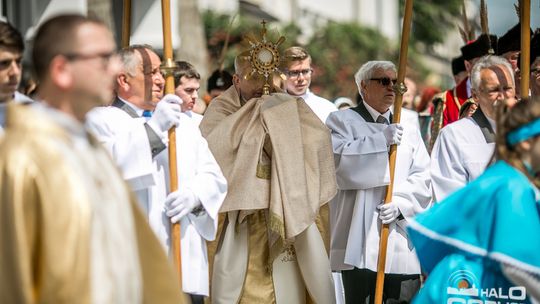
[
  {"xmin": 431, "ymin": 55, "xmax": 516, "ymax": 202},
  {"xmin": 0, "ymin": 21, "xmax": 32, "ymax": 134},
  {"xmin": 86, "ymin": 44, "xmax": 182, "ymax": 210},
  {"xmin": 326, "ymin": 60, "xmax": 431, "ymax": 303},
  {"xmin": 0, "ymin": 14, "xmax": 184, "ymax": 303},
  {"xmin": 281, "ymin": 46, "xmax": 336, "ymax": 123},
  {"xmin": 87, "ymin": 45, "xmax": 226, "ymax": 303}
]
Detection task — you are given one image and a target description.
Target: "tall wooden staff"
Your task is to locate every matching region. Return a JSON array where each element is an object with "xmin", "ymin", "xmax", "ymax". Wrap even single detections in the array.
[
  {"xmin": 160, "ymin": 0, "xmax": 186, "ymax": 299},
  {"xmin": 520, "ymin": 0, "xmax": 531, "ymax": 98},
  {"xmin": 121, "ymin": 0, "xmax": 131, "ymax": 48},
  {"xmin": 374, "ymin": 0, "xmax": 414, "ymax": 302},
  {"xmin": 480, "ymin": 0, "xmax": 493, "ymax": 54}
]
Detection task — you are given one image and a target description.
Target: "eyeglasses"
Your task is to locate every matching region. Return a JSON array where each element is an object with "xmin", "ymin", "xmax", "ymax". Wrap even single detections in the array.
[
  {"xmin": 531, "ymin": 68, "xmax": 540, "ymax": 76},
  {"xmin": 286, "ymin": 68, "xmax": 312, "ymax": 78},
  {"xmin": 370, "ymin": 77, "xmax": 398, "ymax": 87},
  {"xmin": 63, "ymin": 51, "xmax": 117, "ymax": 67}
]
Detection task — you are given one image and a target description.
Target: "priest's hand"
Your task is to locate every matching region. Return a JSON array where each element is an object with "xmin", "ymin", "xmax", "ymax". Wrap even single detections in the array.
[
  {"xmin": 164, "ymin": 188, "xmax": 201, "ymax": 223},
  {"xmin": 147, "ymin": 94, "xmax": 182, "ymax": 133},
  {"xmin": 377, "ymin": 202, "xmax": 401, "ymax": 224},
  {"xmin": 382, "ymin": 123, "xmax": 403, "ymax": 146}
]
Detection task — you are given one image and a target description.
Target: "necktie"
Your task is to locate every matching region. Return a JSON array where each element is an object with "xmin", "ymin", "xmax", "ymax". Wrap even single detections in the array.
[
  {"xmin": 142, "ymin": 110, "xmax": 152, "ymax": 118},
  {"xmin": 376, "ymin": 115, "xmax": 389, "ymax": 125}
]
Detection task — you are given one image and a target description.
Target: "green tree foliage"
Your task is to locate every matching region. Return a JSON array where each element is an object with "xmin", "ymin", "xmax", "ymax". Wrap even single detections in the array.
[
  {"xmin": 203, "ymin": 11, "xmax": 395, "ymax": 100},
  {"xmin": 202, "ymin": 10, "xmax": 248, "ymax": 71},
  {"xmin": 305, "ymin": 22, "xmax": 396, "ymax": 100},
  {"xmin": 202, "ymin": 11, "xmax": 300, "ymax": 72},
  {"xmin": 402, "ymin": 0, "xmax": 462, "ymax": 48},
  {"xmin": 203, "ymin": 1, "xmax": 463, "ymax": 100}
]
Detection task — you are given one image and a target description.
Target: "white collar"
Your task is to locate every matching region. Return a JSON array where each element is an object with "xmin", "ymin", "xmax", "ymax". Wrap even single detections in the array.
[
  {"xmin": 486, "ymin": 115, "xmax": 497, "ymax": 132},
  {"xmin": 363, "ymin": 100, "xmax": 391, "ymax": 122},
  {"xmin": 118, "ymin": 97, "xmax": 145, "ymax": 117},
  {"xmin": 287, "ymin": 88, "xmax": 312, "ymax": 100},
  {"xmin": 299, "ymin": 89, "xmax": 312, "ymax": 99}
]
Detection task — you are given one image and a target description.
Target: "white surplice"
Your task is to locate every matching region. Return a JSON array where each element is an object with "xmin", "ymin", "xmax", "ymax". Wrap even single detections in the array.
[
  {"xmin": 431, "ymin": 116, "xmax": 495, "ymax": 202},
  {"xmin": 298, "ymin": 89, "xmax": 337, "ymax": 123},
  {"xmin": 86, "ymin": 105, "xmax": 226, "ymax": 296},
  {"xmin": 326, "ymin": 105, "xmax": 432, "ymax": 275}
]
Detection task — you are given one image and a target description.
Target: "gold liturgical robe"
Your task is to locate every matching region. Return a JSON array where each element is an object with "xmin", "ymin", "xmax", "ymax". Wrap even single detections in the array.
[
  {"xmin": 0, "ymin": 103, "xmax": 185, "ymax": 304},
  {"xmin": 201, "ymin": 87, "xmax": 337, "ymax": 304}
]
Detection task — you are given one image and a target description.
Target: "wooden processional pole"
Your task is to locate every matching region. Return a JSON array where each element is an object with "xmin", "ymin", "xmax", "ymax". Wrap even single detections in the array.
[
  {"xmin": 121, "ymin": 0, "xmax": 131, "ymax": 48},
  {"xmin": 520, "ymin": 0, "xmax": 531, "ymax": 98},
  {"xmin": 160, "ymin": 1, "xmax": 187, "ymax": 302},
  {"xmin": 374, "ymin": 0, "xmax": 414, "ymax": 303}
]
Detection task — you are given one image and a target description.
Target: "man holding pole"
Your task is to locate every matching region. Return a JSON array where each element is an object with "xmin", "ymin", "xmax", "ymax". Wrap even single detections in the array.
[
  {"xmin": 326, "ymin": 61, "xmax": 432, "ymax": 303},
  {"xmin": 86, "ymin": 44, "xmax": 227, "ymax": 303}
]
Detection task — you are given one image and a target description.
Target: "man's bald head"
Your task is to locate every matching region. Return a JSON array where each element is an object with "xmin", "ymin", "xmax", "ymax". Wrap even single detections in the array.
[{"xmin": 232, "ymin": 51, "xmax": 265, "ymax": 103}]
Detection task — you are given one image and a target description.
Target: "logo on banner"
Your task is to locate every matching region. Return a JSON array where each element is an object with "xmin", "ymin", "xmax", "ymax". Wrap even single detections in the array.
[
  {"xmin": 447, "ymin": 270, "xmax": 479, "ymax": 296},
  {"xmin": 446, "ymin": 269, "xmax": 527, "ymax": 304}
]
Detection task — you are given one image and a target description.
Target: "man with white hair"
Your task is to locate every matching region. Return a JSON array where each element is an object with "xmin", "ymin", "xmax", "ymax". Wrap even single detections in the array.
[
  {"xmin": 86, "ymin": 45, "xmax": 227, "ymax": 303},
  {"xmin": 431, "ymin": 55, "xmax": 517, "ymax": 201},
  {"xmin": 326, "ymin": 61, "xmax": 432, "ymax": 303}
]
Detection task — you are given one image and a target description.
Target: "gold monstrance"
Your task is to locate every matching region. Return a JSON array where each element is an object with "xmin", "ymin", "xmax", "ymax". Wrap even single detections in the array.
[{"xmin": 244, "ymin": 20, "xmax": 285, "ymax": 95}]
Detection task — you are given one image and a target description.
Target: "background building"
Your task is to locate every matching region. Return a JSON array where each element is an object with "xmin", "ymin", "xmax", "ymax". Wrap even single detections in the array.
[{"xmin": 2, "ymin": 0, "xmax": 539, "ymax": 97}]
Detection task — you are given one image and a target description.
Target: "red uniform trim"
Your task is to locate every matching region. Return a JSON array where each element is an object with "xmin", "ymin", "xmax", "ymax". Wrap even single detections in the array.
[{"xmin": 442, "ymin": 77, "xmax": 470, "ymax": 126}]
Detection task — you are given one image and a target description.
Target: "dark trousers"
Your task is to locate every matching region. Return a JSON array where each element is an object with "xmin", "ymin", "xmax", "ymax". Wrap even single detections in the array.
[
  {"xmin": 341, "ymin": 268, "xmax": 420, "ymax": 304},
  {"xmin": 189, "ymin": 294, "xmax": 204, "ymax": 304}
]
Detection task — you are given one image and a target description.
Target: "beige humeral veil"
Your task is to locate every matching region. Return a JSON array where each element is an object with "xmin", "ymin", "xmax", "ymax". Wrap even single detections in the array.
[{"xmin": 201, "ymin": 86, "xmax": 337, "ymax": 303}]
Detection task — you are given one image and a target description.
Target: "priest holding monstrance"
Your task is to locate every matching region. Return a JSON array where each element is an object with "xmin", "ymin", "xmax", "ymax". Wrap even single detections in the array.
[{"xmin": 200, "ymin": 22, "xmax": 337, "ymax": 304}]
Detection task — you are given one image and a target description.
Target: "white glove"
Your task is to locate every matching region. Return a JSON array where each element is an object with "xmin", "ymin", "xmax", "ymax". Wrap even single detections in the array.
[
  {"xmin": 377, "ymin": 202, "xmax": 401, "ymax": 224},
  {"xmin": 164, "ymin": 188, "xmax": 201, "ymax": 223},
  {"xmin": 382, "ymin": 123, "xmax": 403, "ymax": 146},
  {"xmin": 147, "ymin": 94, "xmax": 182, "ymax": 133}
]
